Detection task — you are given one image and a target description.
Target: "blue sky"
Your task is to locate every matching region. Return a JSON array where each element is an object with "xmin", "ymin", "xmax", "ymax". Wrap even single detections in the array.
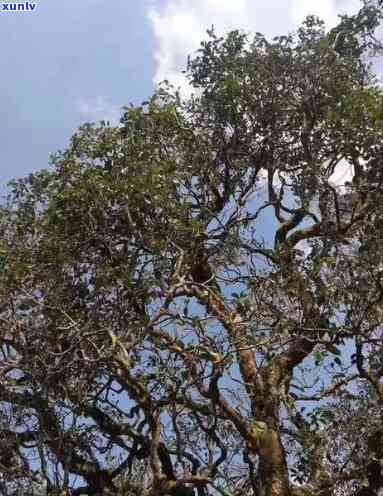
[
  {"xmin": 0, "ymin": 0, "xmax": 364, "ymax": 191},
  {"xmin": 0, "ymin": 0, "xmax": 156, "ymax": 188}
]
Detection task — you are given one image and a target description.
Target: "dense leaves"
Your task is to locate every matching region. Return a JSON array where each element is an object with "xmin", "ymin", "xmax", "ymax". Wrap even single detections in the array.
[{"xmin": 1, "ymin": 4, "xmax": 383, "ymax": 496}]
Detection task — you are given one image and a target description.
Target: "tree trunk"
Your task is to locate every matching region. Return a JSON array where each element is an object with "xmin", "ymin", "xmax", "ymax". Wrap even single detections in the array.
[{"xmin": 257, "ymin": 428, "xmax": 291, "ymax": 496}]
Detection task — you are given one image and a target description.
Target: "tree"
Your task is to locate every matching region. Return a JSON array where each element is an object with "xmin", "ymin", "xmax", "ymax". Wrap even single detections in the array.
[{"xmin": 1, "ymin": 3, "xmax": 383, "ymax": 495}]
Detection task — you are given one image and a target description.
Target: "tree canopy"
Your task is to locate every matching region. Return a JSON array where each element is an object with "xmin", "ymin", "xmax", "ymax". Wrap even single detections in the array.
[{"xmin": 1, "ymin": 3, "xmax": 383, "ymax": 496}]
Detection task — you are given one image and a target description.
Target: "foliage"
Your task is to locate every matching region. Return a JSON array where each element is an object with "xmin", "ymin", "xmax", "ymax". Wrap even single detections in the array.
[{"xmin": 1, "ymin": 3, "xmax": 383, "ymax": 495}]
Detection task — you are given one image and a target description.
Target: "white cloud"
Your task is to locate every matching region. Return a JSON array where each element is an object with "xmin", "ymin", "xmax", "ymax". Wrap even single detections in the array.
[
  {"xmin": 328, "ymin": 160, "xmax": 354, "ymax": 191},
  {"xmin": 76, "ymin": 96, "xmax": 121, "ymax": 125},
  {"xmin": 291, "ymin": 0, "xmax": 360, "ymax": 29},
  {"xmin": 147, "ymin": 0, "xmax": 362, "ymax": 93},
  {"xmin": 148, "ymin": 0, "xmax": 296, "ymax": 94}
]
